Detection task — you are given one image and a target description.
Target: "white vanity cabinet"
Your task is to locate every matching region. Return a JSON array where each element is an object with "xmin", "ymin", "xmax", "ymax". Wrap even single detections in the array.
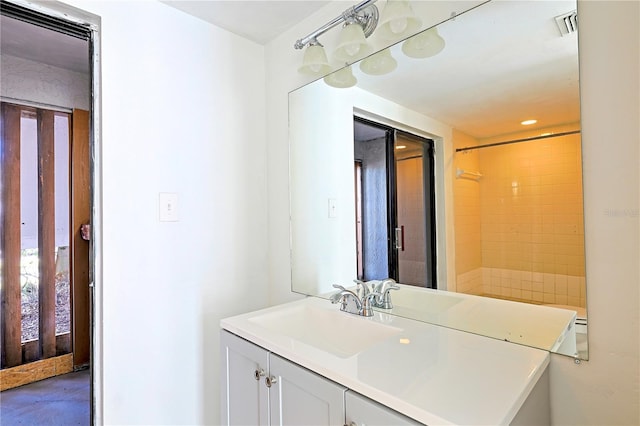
[
  {"xmin": 220, "ymin": 329, "xmax": 270, "ymax": 425},
  {"xmin": 345, "ymin": 391, "xmax": 422, "ymax": 426},
  {"xmin": 221, "ymin": 330, "xmax": 346, "ymax": 426},
  {"xmin": 269, "ymin": 353, "xmax": 346, "ymax": 425},
  {"xmin": 221, "ymin": 298, "xmax": 551, "ymax": 425}
]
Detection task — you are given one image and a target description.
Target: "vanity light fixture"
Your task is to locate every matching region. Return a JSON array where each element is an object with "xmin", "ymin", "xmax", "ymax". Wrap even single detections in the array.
[
  {"xmin": 521, "ymin": 119, "xmax": 538, "ymax": 125},
  {"xmin": 298, "ymin": 39, "xmax": 332, "ymax": 76},
  {"xmin": 359, "ymin": 48, "xmax": 397, "ymax": 75},
  {"xmin": 402, "ymin": 27, "xmax": 445, "ymax": 58},
  {"xmin": 294, "ymin": 0, "xmax": 379, "ymax": 65},
  {"xmin": 295, "ymin": 0, "xmax": 426, "ymax": 86},
  {"xmin": 377, "ymin": 0, "xmax": 422, "ymax": 40}
]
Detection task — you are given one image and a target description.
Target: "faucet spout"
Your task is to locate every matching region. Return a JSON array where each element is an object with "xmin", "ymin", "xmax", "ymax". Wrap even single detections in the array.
[
  {"xmin": 360, "ymin": 292, "xmax": 382, "ymax": 317},
  {"xmin": 331, "ymin": 284, "xmax": 363, "ymax": 314}
]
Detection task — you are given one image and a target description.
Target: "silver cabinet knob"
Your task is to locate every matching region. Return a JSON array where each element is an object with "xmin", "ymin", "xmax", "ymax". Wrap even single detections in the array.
[
  {"xmin": 254, "ymin": 368, "xmax": 265, "ymax": 381},
  {"xmin": 265, "ymin": 375, "xmax": 277, "ymax": 388}
]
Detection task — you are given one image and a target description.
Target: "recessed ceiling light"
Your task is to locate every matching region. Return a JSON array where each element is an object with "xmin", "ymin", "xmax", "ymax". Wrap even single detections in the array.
[
  {"xmin": 521, "ymin": 119, "xmax": 537, "ymax": 125},
  {"xmin": 396, "ymin": 145, "xmax": 407, "ymax": 149}
]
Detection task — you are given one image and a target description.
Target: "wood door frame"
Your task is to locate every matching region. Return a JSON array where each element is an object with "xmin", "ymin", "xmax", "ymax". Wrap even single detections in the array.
[{"xmin": 71, "ymin": 108, "xmax": 91, "ymax": 368}]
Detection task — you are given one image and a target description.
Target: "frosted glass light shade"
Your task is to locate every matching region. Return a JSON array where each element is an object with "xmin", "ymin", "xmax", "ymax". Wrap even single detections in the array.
[
  {"xmin": 298, "ymin": 44, "xmax": 332, "ymax": 76},
  {"xmin": 359, "ymin": 48, "xmax": 397, "ymax": 75},
  {"xmin": 333, "ymin": 23, "xmax": 372, "ymax": 63},
  {"xmin": 402, "ymin": 27, "xmax": 445, "ymax": 58},
  {"xmin": 377, "ymin": 0, "xmax": 422, "ymax": 40},
  {"xmin": 323, "ymin": 66, "xmax": 357, "ymax": 88}
]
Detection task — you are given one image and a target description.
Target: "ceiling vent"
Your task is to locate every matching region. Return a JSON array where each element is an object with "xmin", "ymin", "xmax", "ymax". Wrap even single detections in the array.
[{"xmin": 555, "ymin": 10, "xmax": 578, "ymax": 36}]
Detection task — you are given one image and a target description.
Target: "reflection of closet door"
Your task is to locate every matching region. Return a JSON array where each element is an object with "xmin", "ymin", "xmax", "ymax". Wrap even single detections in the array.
[
  {"xmin": 353, "ymin": 117, "xmax": 436, "ymax": 288},
  {"xmin": 390, "ymin": 130, "xmax": 435, "ymax": 288},
  {"xmin": 396, "ymin": 155, "xmax": 426, "ymax": 285}
]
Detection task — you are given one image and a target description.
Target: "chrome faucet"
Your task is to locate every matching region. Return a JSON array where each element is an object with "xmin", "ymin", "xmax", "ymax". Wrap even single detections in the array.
[
  {"xmin": 350, "ymin": 278, "xmax": 400, "ymax": 309},
  {"xmin": 360, "ymin": 292, "xmax": 381, "ymax": 317},
  {"xmin": 353, "ymin": 279, "xmax": 377, "ymax": 300},
  {"xmin": 374, "ymin": 279, "xmax": 400, "ymax": 309},
  {"xmin": 331, "ymin": 284, "xmax": 381, "ymax": 317},
  {"xmin": 330, "ymin": 284, "xmax": 362, "ymax": 315}
]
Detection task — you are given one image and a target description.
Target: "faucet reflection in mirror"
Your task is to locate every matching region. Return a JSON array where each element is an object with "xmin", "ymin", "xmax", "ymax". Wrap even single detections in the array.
[
  {"xmin": 330, "ymin": 278, "xmax": 399, "ymax": 316},
  {"xmin": 295, "ymin": 0, "xmax": 436, "ymax": 86}
]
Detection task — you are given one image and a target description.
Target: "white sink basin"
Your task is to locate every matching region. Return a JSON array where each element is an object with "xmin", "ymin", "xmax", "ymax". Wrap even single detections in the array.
[{"xmin": 248, "ymin": 303, "xmax": 401, "ymax": 358}]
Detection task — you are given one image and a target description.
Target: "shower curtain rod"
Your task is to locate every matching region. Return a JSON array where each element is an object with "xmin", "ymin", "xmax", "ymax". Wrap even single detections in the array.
[{"xmin": 455, "ymin": 130, "xmax": 581, "ymax": 153}]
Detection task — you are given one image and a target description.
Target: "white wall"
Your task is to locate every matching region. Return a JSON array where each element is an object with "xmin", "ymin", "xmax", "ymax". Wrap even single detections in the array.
[
  {"xmin": 548, "ymin": 1, "xmax": 639, "ymax": 424},
  {"xmin": 267, "ymin": 0, "xmax": 639, "ymax": 425},
  {"xmin": 49, "ymin": 0, "xmax": 269, "ymax": 423}
]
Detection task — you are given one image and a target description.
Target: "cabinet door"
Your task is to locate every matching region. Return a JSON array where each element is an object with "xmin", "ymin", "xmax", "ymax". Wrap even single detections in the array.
[
  {"xmin": 345, "ymin": 390, "xmax": 422, "ymax": 426},
  {"xmin": 269, "ymin": 354, "xmax": 346, "ymax": 426},
  {"xmin": 220, "ymin": 330, "xmax": 270, "ymax": 426}
]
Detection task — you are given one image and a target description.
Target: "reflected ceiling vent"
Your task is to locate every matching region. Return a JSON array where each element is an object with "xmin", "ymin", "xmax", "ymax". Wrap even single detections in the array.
[{"xmin": 555, "ymin": 10, "xmax": 578, "ymax": 36}]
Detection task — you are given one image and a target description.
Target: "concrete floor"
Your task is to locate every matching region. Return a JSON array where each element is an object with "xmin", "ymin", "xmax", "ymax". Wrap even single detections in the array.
[{"xmin": 0, "ymin": 369, "xmax": 90, "ymax": 425}]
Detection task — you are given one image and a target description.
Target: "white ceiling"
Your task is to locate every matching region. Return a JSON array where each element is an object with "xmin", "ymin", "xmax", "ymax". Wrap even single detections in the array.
[
  {"xmin": 160, "ymin": 1, "xmax": 330, "ymax": 44},
  {"xmin": 1, "ymin": 1, "xmax": 579, "ymax": 140},
  {"xmin": 354, "ymin": 0, "xmax": 580, "ymax": 139}
]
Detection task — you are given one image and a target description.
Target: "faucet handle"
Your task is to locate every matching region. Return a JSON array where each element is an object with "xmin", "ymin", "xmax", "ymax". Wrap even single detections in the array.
[
  {"xmin": 374, "ymin": 278, "xmax": 396, "ymax": 293},
  {"xmin": 330, "ymin": 284, "xmax": 347, "ymax": 304},
  {"xmin": 331, "ymin": 284, "xmax": 362, "ymax": 314}
]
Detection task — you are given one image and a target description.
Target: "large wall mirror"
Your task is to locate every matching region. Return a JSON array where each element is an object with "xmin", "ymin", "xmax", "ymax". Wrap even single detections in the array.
[{"xmin": 289, "ymin": 0, "xmax": 586, "ymax": 359}]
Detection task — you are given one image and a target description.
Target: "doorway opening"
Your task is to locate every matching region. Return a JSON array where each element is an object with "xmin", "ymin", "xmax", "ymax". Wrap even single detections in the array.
[
  {"xmin": 1, "ymin": 0, "xmax": 100, "ymax": 421},
  {"xmin": 353, "ymin": 117, "xmax": 437, "ymax": 288}
]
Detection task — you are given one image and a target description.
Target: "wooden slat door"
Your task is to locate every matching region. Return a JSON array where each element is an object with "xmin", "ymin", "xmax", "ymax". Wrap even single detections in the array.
[
  {"xmin": 71, "ymin": 108, "xmax": 91, "ymax": 368},
  {"xmin": 1, "ymin": 103, "xmax": 23, "ymax": 368},
  {"xmin": 38, "ymin": 109, "xmax": 57, "ymax": 359},
  {"xmin": 1, "ymin": 103, "xmax": 91, "ymax": 373}
]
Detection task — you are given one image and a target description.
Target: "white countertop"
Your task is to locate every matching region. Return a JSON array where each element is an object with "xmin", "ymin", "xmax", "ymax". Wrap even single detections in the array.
[
  {"xmin": 388, "ymin": 284, "xmax": 577, "ymax": 354},
  {"xmin": 221, "ymin": 297, "xmax": 550, "ymax": 425}
]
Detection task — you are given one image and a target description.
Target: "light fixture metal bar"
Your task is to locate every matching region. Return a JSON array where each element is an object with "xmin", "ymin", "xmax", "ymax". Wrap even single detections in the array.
[{"xmin": 294, "ymin": 0, "xmax": 378, "ymax": 49}]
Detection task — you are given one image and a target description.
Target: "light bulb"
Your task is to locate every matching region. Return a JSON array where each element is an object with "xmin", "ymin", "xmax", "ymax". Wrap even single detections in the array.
[{"xmin": 345, "ymin": 44, "xmax": 361, "ymax": 57}]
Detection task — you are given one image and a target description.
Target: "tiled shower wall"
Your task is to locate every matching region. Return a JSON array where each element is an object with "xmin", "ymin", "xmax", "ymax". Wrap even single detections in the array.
[
  {"xmin": 457, "ymin": 267, "xmax": 587, "ymax": 307},
  {"xmin": 453, "ymin": 126, "xmax": 586, "ymax": 308}
]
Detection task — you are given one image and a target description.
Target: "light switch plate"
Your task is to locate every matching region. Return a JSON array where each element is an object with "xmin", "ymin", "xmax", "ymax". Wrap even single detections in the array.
[
  {"xmin": 328, "ymin": 198, "xmax": 338, "ymax": 218},
  {"xmin": 159, "ymin": 192, "xmax": 179, "ymax": 222}
]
